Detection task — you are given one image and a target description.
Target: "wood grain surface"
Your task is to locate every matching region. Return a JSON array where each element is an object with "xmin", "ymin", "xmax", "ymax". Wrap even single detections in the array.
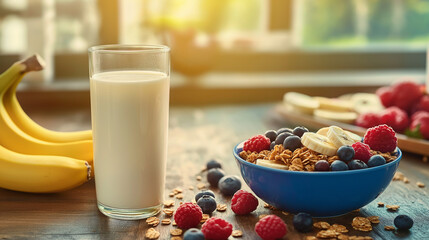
[{"xmin": 0, "ymin": 104, "xmax": 428, "ymax": 240}]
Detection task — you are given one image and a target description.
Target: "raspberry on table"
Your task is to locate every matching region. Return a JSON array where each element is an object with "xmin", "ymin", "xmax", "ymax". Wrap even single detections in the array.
[
  {"xmin": 376, "ymin": 86, "xmax": 394, "ymax": 108},
  {"xmin": 231, "ymin": 190, "xmax": 258, "ymax": 215},
  {"xmin": 201, "ymin": 217, "xmax": 233, "ymax": 240},
  {"xmin": 390, "ymin": 81, "xmax": 423, "ymax": 112},
  {"xmin": 356, "ymin": 112, "xmax": 380, "ymax": 128},
  {"xmin": 351, "ymin": 142, "xmax": 373, "ymax": 163},
  {"xmin": 379, "ymin": 107, "xmax": 409, "ymax": 132},
  {"xmin": 243, "ymin": 135, "xmax": 271, "ymax": 152},
  {"xmin": 255, "ymin": 215, "xmax": 288, "ymax": 240},
  {"xmin": 174, "ymin": 202, "xmax": 203, "ymax": 229},
  {"xmin": 363, "ymin": 124, "xmax": 397, "ymax": 153}
]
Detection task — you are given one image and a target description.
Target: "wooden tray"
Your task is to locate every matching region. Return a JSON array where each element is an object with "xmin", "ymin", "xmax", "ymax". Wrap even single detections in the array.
[{"xmin": 275, "ymin": 105, "xmax": 429, "ymax": 156}]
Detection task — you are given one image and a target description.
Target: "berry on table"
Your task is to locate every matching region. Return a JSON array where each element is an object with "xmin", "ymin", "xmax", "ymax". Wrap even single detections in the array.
[
  {"xmin": 330, "ymin": 160, "xmax": 349, "ymax": 171},
  {"xmin": 231, "ymin": 190, "xmax": 258, "ymax": 215},
  {"xmin": 293, "ymin": 212, "xmax": 313, "ymax": 233},
  {"xmin": 394, "ymin": 215, "xmax": 414, "ymax": 231},
  {"xmin": 195, "ymin": 190, "xmax": 215, "ymax": 202},
  {"xmin": 206, "ymin": 159, "xmax": 222, "ymax": 170},
  {"xmin": 218, "ymin": 175, "xmax": 242, "ymax": 196},
  {"xmin": 264, "ymin": 130, "xmax": 278, "ymax": 142},
  {"xmin": 243, "ymin": 135, "xmax": 271, "ymax": 152},
  {"xmin": 367, "ymin": 155, "xmax": 386, "ymax": 167},
  {"xmin": 197, "ymin": 195, "xmax": 217, "ymax": 214},
  {"xmin": 275, "ymin": 132, "xmax": 293, "ymax": 145},
  {"xmin": 379, "ymin": 107, "xmax": 409, "ymax": 133},
  {"xmin": 201, "ymin": 217, "xmax": 233, "ymax": 240},
  {"xmin": 315, "ymin": 160, "xmax": 330, "ymax": 171},
  {"xmin": 207, "ymin": 168, "xmax": 225, "ymax": 187},
  {"xmin": 363, "ymin": 124, "xmax": 397, "ymax": 153},
  {"xmin": 351, "ymin": 142, "xmax": 373, "ymax": 163},
  {"xmin": 348, "ymin": 159, "xmax": 368, "ymax": 170},
  {"xmin": 376, "ymin": 86, "xmax": 394, "ymax": 108},
  {"xmin": 337, "ymin": 145, "xmax": 355, "ymax": 162},
  {"xmin": 292, "ymin": 126, "xmax": 309, "ymax": 137},
  {"xmin": 174, "ymin": 203, "xmax": 203, "ymax": 229},
  {"xmin": 356, "ymin": 112, "xmax": 380, "ymax": 128},
  {"xmin": 283, "ymin": 135, "xmax": 302, "ymax": 151},
  {"xmin": 277, "ymin": 127, "xmax": 293, "ymax": 135},
  {"xmin": 390, "ymin": 81, "xmax": 423, "ymax": 112},
  {"xmin": 183, "ymin": 228, "xmax": 205, "ymax": 240},
  {"xmin": 255, "ymin": 215, "xmax": 287, "ymax": 240}
]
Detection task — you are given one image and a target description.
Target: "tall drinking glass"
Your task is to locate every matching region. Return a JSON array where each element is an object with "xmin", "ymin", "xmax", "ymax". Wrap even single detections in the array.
[{"xmin": 88, "ymin": 45, "xmax": 170, "ymax": 220}]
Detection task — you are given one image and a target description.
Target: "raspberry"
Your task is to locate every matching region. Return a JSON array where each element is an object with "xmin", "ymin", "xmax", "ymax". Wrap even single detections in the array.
[
  {"xmin": 418, "ymin": 95, "xmax": 429, "ymax": 112},
  {"xmin": 391, "ymin": 81, "xmax": 423, "ymax": 112},
  {"xmin": 255, "ymin": 215, "xmax": 287, "ymax": 240},
  {"xmin": 379, "ymin": 106, "xmax": 409, "ymax": 132},
  {"xmin": 411, "ymin": 111, "xmax": 429, "ymax": 122},
  {"xmin": 201, "ymin": 217, "xmax": 233, "ymax": 240},
  {"xmin": 243, "ymin": 135, "xmax": 270, "ymax": 152},
  {"xmin": 174, "ymin": 202, "xmax": 203, "ymax": 229},
  {"xmin": 376, "ymin": 86, "xmax": 394, "ymax": 108},
  {"xmin": 364, "ymin": 124, "xmax": 397, "ymax": 152},
  {"xmin": 231, "ymin": 190, "xmax": 258, "ymax": 215},
  {"xmin": 351, "ymin": 142, "xmax": 372, "ymax": 163},
  {"xmin": 355, "ymin": 112, "xmax": 380, "ymax": 128}
]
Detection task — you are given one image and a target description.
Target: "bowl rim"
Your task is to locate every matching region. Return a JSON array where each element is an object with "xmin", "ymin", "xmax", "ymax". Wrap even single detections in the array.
[{"xmin": 233, "ymin": 142, "xmax": 402, "ymax": 176}]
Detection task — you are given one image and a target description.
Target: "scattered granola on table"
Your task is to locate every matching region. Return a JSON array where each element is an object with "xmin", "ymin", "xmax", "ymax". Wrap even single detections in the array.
[{"xmin": 352, "ymin": 217, "xmax": 372, "ymax": 232}]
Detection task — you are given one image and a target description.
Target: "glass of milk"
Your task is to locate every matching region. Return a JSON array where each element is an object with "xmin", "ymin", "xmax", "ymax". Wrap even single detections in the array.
[{"xmin": 88, "ymin": 45, "xmax": 170, "ymax": 220}]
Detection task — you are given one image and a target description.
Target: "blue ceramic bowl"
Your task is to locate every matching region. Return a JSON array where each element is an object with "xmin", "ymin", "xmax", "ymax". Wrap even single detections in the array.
[{"xmin": 233, "ymin": 142, "xmax": 402, "ymax": 217}]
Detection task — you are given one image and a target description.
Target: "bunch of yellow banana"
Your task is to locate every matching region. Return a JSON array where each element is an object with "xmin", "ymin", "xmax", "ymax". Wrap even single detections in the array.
[{"xmin": 0, "ymin": 55, "xmax": 93, "ymax": 193}]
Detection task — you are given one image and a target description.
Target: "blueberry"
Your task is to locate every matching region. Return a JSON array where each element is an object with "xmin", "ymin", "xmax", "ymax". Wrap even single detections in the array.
[
  {"xmin": 277, "ymin": 127, "xmax": 293, "ymax": 135},
  {"xmin": 367, "ymin": 155, "xmax": 386, "ymax": 167},
  {"xmin": 292, "ymin": 126, "xmax": 309, "ymax": 137},
  {"xmin": 207, "ymin": 168, "xmax": 225, "ymax": 187},
  {"xmin": 265, "ymin": 130, "xmax": 278, "ymax": 142},
  {"xmin": 218, "ymin": 175, "xmax": 241, "ymax": 196},
  {"xmin": 283, "ymin": 135, "xmax": 302, "ymax": 151},
  {"xmin": 206, "ymin": 159, "xmax": 222, "ymax": 170},
  {"xmin": 184, "ymin": 228, "xmax": 205, "ymax": 240},
  {"xmin": 275, "ymin": 132, "xmax": 293, "ymax": 145},
  {"xmin": 348, "ymin": 160, "xmax": 368, "ymax": 170},
  {"xmin": 195, "ymin": 190, "xmax": 215, "ymax": 202},
  {"xmin": 337, "ymin": 146, "xmax": 355, "ymax": 162},
  {"xmin": 270, "ymin": 141, "xmax": 276, "ymax": 150},
  {"xmin": 330, "ymin": 160, "xmax": 349, "ymax": 171},
  {"xmin": 293, "ymin": 212, "xmax": 313, "ymax": 233},
  {"xmin": 196, "ymin": 195, "xmax": 217, "ymax": 214},
  {"xmin": 394, "ymin": 215, "xmax": 413, "ymax": 231},
  {"xmin": 315, "ymin": 160, "xmax": 330, "ymax": 171}
]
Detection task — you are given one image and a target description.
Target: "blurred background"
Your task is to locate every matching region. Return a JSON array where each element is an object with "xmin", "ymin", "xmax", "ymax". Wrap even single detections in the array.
[{"xmin": 0, "ymin": 0, "xmax": 428, "ymax": 104}]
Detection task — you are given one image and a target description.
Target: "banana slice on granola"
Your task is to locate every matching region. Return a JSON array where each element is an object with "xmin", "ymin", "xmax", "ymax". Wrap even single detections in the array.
[
  {"xmin": 256, "ymin": 160, "xmax": 289, "ymax": 170},
  {"xmin": 318, "ymin": 126, "xmax": 362, "ymax": 143},
  {"xmin": 327, "ymin": 126, "xmax": 356, "ymax": 148},
  {"xmin": 301, "ymin": 132, "xmax": 337, "ymax": 156}
]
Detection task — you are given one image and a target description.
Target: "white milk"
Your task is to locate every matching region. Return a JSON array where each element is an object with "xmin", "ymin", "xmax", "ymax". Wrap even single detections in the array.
[{"xmin": 90, "ymin": 70, "xmax": 169, "ymax": 209}]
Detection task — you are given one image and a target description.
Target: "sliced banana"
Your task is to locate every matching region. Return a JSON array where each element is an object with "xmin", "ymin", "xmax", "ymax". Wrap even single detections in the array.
[
  {"xmin": 314, "ymin": 97, "xmax": 353, "ymax": 112},
  {"xmin": 316, "ymin": 127, "xmax": 329, "ymax": 136},
  {"xmin": 283, "ymin": 92, "xmax": 319, "ymax": 115},
  {"xmin": 301, "ymin": 132, "xmax": 337, "ymax": 156},
  {"xmin": 256, "ymin": 159, "xmax": 289, "ymax": 170},
  {"xmin": 314, "ymin": 109, "xmax": 357, "ymax": 124},
  {"xmin": 350, "ymin": 93, "xmax": 384, "ymax": 114},
  {"xmin": 327, "ymin": 126, "xmax": 355, "ymax": 148},
  {"xmin": 345, "ymin": 130, "xmax": 362, "ymax": 142}
]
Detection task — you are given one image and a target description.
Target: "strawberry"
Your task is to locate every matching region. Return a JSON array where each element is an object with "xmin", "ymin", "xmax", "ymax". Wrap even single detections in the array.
[
  {"xmin": 379, "ymin": 107, "xmax": 409, "ymax": 133},
  {"xmin": 411, "ymin": 111, "xmax": 429, "ymax": 122},
  {"xmin": 418, "ymin": 95, "xmax": 429, "ymax": 112},
  {"xmin": 409, "ymin": 116, "xmax": 429, "ymax": 140},
  {"xmin": 390, "ymin": 81, "xmax": 423, "ymax": 113},
  {"xmin": 376, "ymin": 86, "xmax": 394, "ymax": 108}
]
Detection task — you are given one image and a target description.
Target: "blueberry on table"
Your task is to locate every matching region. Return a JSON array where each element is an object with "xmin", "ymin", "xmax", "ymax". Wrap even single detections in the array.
[
  {"xmin": 195, "ymin": 190, "xmax": 215, "ymax": 202},
  {"xmin": 275, "ymin": 132, "xmax": 293, "ymax": 145},
  {"xmin": 184, "ymin": 228, "xmax": 205, "ymax": 240},
  {"xmin": 394, "ymin": 215, "xmax": 413, "ymax": 230},
  {"xmin": 293, "ymin": 212, "xmax": 313, "ymax": 233},
  {"xmin": 265, "ymin": 130, "xmax": 278, "ymax": 142},
  {"xmin": 315, "ymin": 160, "xmax": 330, "ymax": 171},
  {"xmin": 197, "ymin": 195, "xmax": 217, "ymax": 214},
  {"xmin": 207, "ymin": 168, "xmax": 225, "ymax": 187},
  {"xmin": 277, "ymin": 127, "xmax": 293, "ymax": 135},
  {"xmin": 206, "ymin": 159, "xmax": 222, "ymax": 170},
  {"xmin": 283, "ymin": 135, "xmax": 302, "ymax": 151},
  {"xmin": 218, "ymin": 175, "xmax": 242, "ymax": 196},
  {"xmin": 348, "ymin": 159, "xmax": 368, "ymax": 170},
  {"xmin": 367, "ymin": 155, "xmax": 386, "ymax": 167},
  {"xmin": 330, "ymin": 160, "xmax": 349, "ymax": 171},
  {"xmin": 337, "ymin": 145, "xmax": 355, "ymax": 162},
  {"xmin": 292, "ymin": 126, "xmax": 309, "ymax": 137}
]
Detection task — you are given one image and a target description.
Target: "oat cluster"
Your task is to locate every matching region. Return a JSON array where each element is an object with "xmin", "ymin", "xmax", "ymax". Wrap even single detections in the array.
[{"xmin": 239, "ymin": 145, "xmax": 396, "ymax": 172}]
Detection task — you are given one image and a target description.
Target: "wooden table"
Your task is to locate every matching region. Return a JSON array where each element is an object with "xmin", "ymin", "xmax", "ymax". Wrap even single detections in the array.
[{"xmin": 1, "ymin": 103, "xmax": 428, "ymax": 239}]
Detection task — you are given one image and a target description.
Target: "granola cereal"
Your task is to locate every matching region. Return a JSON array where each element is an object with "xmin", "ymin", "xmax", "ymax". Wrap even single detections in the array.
[
  {"xmin": 386, "ymin": 205, "xmax": 400, "ymax": 211},
  {"xmin": 175, "ymin": 193, "xmax": 184, "ymax": 199},
  {"xmin": 146, "ymin": 217, "xmax": 160, "ymax": 227},
  {"xmin": 217, "ymin": 204, "xmax": 227, "ymax": 212},
  {"xmin": 164, "ymin": 200, "xmax": 175, "ymax": 208},
  {"xmin": 316, "ymin": 229, "xmax": 338, "ymax": 238},
  {"xmin": 145, "ymin": 228, "xmax": 160, "ymax": 239},
  {"xmin": 367, "ymin": 216, "xmax": 380, "ymax": 224},
  {"xmin": 200, "ymin": 214, "xmax": 210, "ymax": 223},
  {"xmin": 170, "ymin": 229, "xmax": 183, "ymax": 236},
  {"xmin": 258, "ymin": 214, "xmax": 268, "ymax": 219},
  {"xmin": 349, "ymin": 236, "xmax": 373, "ymax": 240},
  {"xmin": 231, "ymin": 230, "xmax": 243, "ymax": 237},
  {"xmin": 384, "ymin": 225, "xmax": 395, "ymax": 231},
  {"xmin": 171, "ymin": 237, "xmax": 182, "ymax": 240},
  {"xmin": 163, "ymin": 209, "xmax": 174, "ymax": 216},
  {"xmin": 305, "ymin": 236, "xmax": 318, "ymax": 240},
  {"xmin": 329, "ymin": 224, "xmax": 348, "ymax": 233},
  {"xmin": 313, "ymin": 221, "xmax": 331, "ymax": 230},
  {"xmin": 417, "ymin": 181, "xmax": 425, "ymax": 188},
  {"xmin": 197, "ymin": 183, "xmax": 206, "ymax": 190},
  {"xmin": 352, "ymin": 217, "xmax": 372, "ymax": 232},
  {"xmin": 161, "ymin": 218, "xmax": 171, "ymax": 225},
  {"xmin": 377, "ymin": 202, "xmax": 384, "ymax": 207}
]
